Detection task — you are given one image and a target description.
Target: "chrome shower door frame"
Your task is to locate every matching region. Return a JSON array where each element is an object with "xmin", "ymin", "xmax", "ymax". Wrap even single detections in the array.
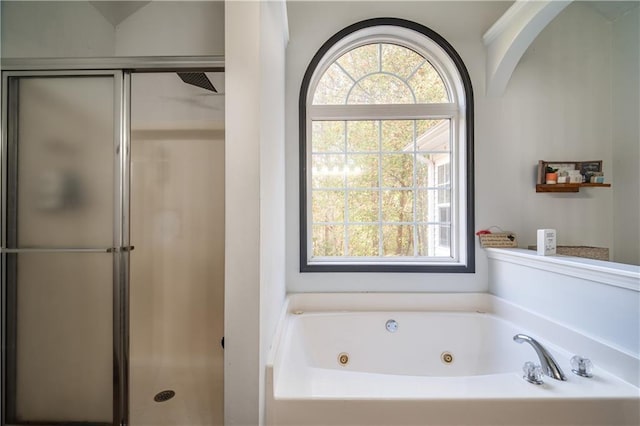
[
  {"xmin": 0, "ymin": 69, "xmax": 131, "ymax": 426},
  {"xmin": 1, "ymin": 56, "xmax": 224, "ymax": 426}
]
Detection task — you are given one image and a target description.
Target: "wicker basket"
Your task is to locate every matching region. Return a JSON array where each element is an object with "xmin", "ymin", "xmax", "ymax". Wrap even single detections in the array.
[{"xmin": 527, "ymin": 245, "xmax": 609, "ymax": 261}]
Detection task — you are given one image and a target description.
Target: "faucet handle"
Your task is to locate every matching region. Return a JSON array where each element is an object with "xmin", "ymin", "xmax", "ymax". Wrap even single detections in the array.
[
  {"xmin": 522, "ymin": 361, "xmax": 544, "ymax": 385},
  {"xmin": 570, "ymin": 355, "xmax": 593, "ymax": 378}
]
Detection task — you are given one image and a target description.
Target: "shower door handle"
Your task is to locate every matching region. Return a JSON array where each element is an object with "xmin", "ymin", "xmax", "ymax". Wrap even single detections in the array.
[{"xmin": 1, "ymin": 247, "xmax": 133, "ymax": 253}]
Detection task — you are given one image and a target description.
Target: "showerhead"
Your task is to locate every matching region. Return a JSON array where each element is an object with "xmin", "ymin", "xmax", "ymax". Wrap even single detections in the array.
[{"xmin": 177, "ymin": 72, "xmax": 218, "ymax": 93}]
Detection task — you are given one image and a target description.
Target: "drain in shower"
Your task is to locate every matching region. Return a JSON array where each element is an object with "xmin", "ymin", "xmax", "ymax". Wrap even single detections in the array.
[{"xmin": 154, "ymin": 390, "xmax": 176, "ymax": 402}]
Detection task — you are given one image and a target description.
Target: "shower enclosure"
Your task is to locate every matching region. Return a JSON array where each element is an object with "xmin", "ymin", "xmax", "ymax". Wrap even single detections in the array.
[{"xmin": 1, "ymin": 63, "xmax": 224, "ymax": 426}]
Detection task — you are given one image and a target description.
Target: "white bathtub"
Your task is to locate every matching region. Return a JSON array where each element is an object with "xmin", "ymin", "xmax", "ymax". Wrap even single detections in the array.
[{"xmin": 266, "ymin": 293, "xmax": 640, "ymax": 426}]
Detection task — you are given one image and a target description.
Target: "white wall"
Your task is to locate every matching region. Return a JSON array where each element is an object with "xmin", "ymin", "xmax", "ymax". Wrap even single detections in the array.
[
  {"xmin": 488, "ymin": 249, "xmax": 639, "ymax": 356},
  {"xmin": 1, "ymin": 1, "xmax": 115, "ymax": 57},
  {"xmin": 612, "ymin": 6, "xmax": 640, "ymax": 265},
  {"xmin": 1, "ymin": 1, "xmax": 224, "ymax": 58},
  {"xmin": 226, "ymin": 1, "xmax": 288, "ymax": 425},
  {"xmin": 285, "ymin": 1, "xmax": 639, "ymax": 294},
  {"xmin": 114, "ymin": 1, "xmax": 224, "ymax": 56},
  {"xmin": 259, "ymin": 1, "xmax": 288, "ymax": 424},
  {"xmin": 285, "ymin": 1, "xmax": 512, "ymax": 293},
  {"xmin": 495, "ymin": 1, "xmax": 613, "ymax": 250},
  {"xmin": 225, "ymin": 3, "xmax": 261, "ymax": 424}
]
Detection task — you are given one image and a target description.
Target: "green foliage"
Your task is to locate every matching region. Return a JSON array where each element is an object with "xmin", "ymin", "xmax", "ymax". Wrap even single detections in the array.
[
  {"xmin": 381, "ymin": 44, "xmax": 425, "ymax": 79},
  {"xmin": 409, "ymin": 62, "xmax": 449, "ymax": 103},
  {"xmin": 381, "ymin": 120, "xmax": 413, "ymax": 151},
  {"xmin": 347, "ymin": 121, "xmax": 379, "ymax": 151},
  {"xmin": 347, "ymin": 155, "xmax": 378, "ymax": 188},
  {"xmin": 382, "ymin": 225, "xmax": 414, "ymax": 256},
  {"xmin": 382, "ymin": 190, "xmax": 413, "ymax": 222},
  {"xmin": 312, "ymin": 190, "xmax": 345, "ymax": 222},
  {"xmin": 348, "ymin": 225, "xmax": 379, "ymax": 257},
  {"xmin": 337, "ymin": 44, "xmax": 379, "ymax": 82},
  {"xmin": 312, "ymin": 121, "xmax": 344, "ymax": 152},
  {"xmin": 348, "ymin": 191, "xmax": 379, "ymax": 222},
  {"xmin": 382, "ymin": 154, "xmax": 413, "ymax": 188},
  {"xmin": 312, "ymin": 64, "xmax": 352, "ymax": 105},
  {"xmin": 313, "ymin": 224, "xmax": 344, "ymax": 256}
]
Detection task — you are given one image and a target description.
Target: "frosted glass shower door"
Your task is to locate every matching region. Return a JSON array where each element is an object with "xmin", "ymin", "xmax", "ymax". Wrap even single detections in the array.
[{"xmin": 1, "ymin": 73, "xmax": 127, "ymax": 425}]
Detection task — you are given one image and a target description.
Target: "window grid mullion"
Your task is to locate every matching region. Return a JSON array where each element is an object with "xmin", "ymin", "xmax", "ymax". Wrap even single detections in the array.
[
  {"xmin": 309, "ymin": 103, "xmax": 458, "ymax": 121},
  {"xmin": 378, "ymin": 119, "xmax": 383, "ymax": 257},
  {"xmin": 343, "ymin": 120, "xmax": 349, "ymax": 256},
  {"xmin": 315, "ymin": 221, "xmax": 445, "ymax": 225},
  {"xmin": 313, "ymin": 185, "xmax": 450, "ymax": 191},
  {"xmin": 336, "ymin": 62, "xmax": 356, "ymax": 84},
  {"xmin": 312, "ymin": 148, "xmax": 450, "ymax": 155},
  {"xmin": 412, "ymin": 120, "xmax": 418, "ymax": 257},
  {"xmin": 406, "ymin": 59, "xmax": 427, "ymax": 81}
]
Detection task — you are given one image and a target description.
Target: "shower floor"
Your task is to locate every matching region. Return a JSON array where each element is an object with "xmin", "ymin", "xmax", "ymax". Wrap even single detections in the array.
[{"xmin": 130, "ymin": 358, "xmax": 223, "ymax": 426}]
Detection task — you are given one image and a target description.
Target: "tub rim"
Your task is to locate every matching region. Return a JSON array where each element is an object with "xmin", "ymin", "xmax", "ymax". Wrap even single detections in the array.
[{"xmin": 267, "ymin": 293, "xmax": 640, "ymax": 389}]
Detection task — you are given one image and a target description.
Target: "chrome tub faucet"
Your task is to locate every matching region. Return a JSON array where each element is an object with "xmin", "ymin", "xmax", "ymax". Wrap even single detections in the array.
[{"xmin": 514, "ymin": 334, "xmax": 567, "ymax": 381}]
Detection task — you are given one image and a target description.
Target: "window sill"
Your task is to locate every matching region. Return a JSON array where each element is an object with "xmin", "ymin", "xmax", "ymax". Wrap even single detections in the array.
[{"xmin": 301, "ymin": 262, "xmax": 475, "ymax": 273}]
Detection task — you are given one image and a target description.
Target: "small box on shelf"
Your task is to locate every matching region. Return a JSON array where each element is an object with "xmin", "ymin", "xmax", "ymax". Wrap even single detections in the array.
[{"xmin": 536, "ymin": 229, "xmax": 556, "ymax": 256}]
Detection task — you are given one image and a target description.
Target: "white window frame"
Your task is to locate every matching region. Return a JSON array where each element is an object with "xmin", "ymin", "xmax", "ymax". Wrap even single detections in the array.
[{"xmin": 299, "ymin": 18, "xmax": 474, "ymax": 273}]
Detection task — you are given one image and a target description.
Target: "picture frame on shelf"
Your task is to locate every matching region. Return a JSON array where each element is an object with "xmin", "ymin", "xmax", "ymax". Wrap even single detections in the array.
[
  {"xmin": 579, "ymin": 160, "xmax": 603, "ymax": 182},
  {"xmin": 579, "ymin": 160, "xmax": 602, "ymax": 174}
]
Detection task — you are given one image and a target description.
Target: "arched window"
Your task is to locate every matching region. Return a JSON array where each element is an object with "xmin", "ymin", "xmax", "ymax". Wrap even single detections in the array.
[{"xmin": 300, "ymin": 18, "xmax": 474, "ymax": 272}]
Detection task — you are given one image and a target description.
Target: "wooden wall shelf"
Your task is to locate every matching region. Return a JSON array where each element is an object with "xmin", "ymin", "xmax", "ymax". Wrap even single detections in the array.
[{"xmin": 536, "ymin": 183, "xmax": 611, "ymax": 193}]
